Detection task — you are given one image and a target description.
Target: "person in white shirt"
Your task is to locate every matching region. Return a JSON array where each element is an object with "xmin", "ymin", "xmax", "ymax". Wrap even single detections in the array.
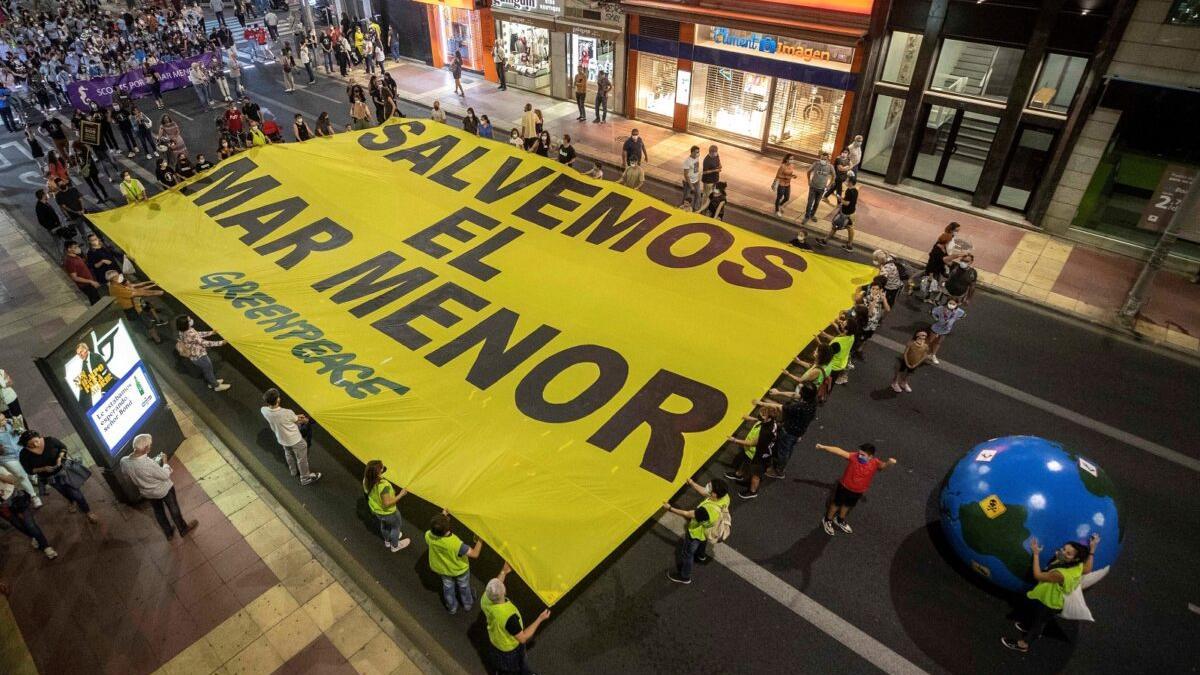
[
  {"xmin": 681, "ymin": 145, "xmax": 702, "ymax": 212},
  {"xmin": 261, "ymin": 388, "xmax": 321, "ymax": 486},
  {"xmin": 0, "ymin": 412, "xmax": 38, "ymax": 508},
  {"xmin": 120, "ymin": 433, "xmax": 198, "ymax": 539},
  {"xmin": 431, "ymin": 99, "xmax": 446, "ymax": 123}
]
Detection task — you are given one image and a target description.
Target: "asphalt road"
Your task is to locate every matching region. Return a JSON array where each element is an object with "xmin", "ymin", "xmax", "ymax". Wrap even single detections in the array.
[{"xmin": 3, "ymin": 44, "xmax": 1199, "ymax": 675}]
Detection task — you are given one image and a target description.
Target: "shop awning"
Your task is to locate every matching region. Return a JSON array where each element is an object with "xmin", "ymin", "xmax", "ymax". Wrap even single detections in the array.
[{"xmin": 622, "ymin": 0, "xmax": 868, "ymax": 45}]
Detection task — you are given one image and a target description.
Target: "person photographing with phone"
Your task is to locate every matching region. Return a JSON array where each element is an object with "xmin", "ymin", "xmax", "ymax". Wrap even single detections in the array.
[
  {"xmin": 120, "ymin": 433, "xmax": 198, "ymax": 539},
  {"xmin": 1002, "ymin": 534, "xmax": 1100, "ymax": 653}
]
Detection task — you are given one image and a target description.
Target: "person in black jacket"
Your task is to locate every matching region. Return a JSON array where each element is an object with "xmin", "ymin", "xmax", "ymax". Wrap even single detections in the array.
[
  {"xmin": 18, "ymin": 431, "xmax": 98, "ymax": 523},
  {"xmin": 35, "ymin": 189, "xmax": 67, "ymax": 239}
]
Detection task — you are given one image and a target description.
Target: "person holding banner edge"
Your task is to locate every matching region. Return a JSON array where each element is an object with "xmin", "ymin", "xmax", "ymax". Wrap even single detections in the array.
[
  {"xmin": 663, "ymin": 477, "xmax": 730, "ymax": 584},
  {"xmin": 482, "ymin": 561, "xmax": 551, "ymax": 675}
]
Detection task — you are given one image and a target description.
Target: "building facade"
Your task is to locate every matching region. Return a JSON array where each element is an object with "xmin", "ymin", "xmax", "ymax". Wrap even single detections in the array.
[
  {"xmin": 1039, "ymin": 0, "xmax": 1200, "ymax": 261},
  {"xmin": 619, "ymin": 0, "xmax": 875, "ymax": 159}
]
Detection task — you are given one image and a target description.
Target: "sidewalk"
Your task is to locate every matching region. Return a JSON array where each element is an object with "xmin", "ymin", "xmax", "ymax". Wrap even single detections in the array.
[
  {"xmin": 0, "ymin": 211, "xmax": 430, "ymax": 675},
  {"xmin": 379, "ymin": 61, "xmax": 1200, "ymax": 357}
]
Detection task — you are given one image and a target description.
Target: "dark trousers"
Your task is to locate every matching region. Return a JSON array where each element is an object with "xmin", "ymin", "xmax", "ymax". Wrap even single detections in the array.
[
  {"xmin": 136, "ymin": 126, "xmax": 155, "ymax": 153},
  {"xmin": 49, "ymin": 477, "xmax": 91, "ymax": 512},
  {"xmin": 495, "ymin": 63, "xmax": 507, "ymax": 89},
  {"xmin": 594, "ymin": 94, "xmax": 607, "ymax": 121},
  {"xmin": 119, "ymin": 126, "xmax": 137, "ymax": 152},
  {"xmin": 79, "ymin": 284, "xmax": 101, "ymax": 304},
  {"xmin": 1, "ymin": 503, "xmax": 49, "ymax": 549},
  {"xmin": 82, "ymin": 173, "xmax": 109, "ymax": 201},
  {"xmin": 774, "ymin": 184, "xmax": 791, "ymax": 210},
  {"xmin": 804, "ymin": 186, "xmax": 824, "ymax": 220},
  {"xmin": 575, "ymin": 92, "xmax": 586, "ymax": 119},
  {"xmin": 772, "ymin": 428, "xmax": 799, "ymax": 473},
  {"xmin": 150, "ymin": 487, "xmax": 190, "ymax": 537},
  {"xmin": 675, "ymin": 535, "xmax": 706, "ymax": 581},
  {"xmin": 304, "ymin": 62, "xmax": 315, "ymax": 83},
  {"xmin": 0, "ymin": 106, "xmax": 16, "ymax": 132},
  {"xmin": 1021, "ymin": 600, "xmax": 1059, "ymax": 643}
]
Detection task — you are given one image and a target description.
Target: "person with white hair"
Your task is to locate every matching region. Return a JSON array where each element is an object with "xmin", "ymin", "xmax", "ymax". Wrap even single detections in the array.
[
  {"xmin": 481, "ymin": 562, "xmax": 551, "ymax": 675},
  {"xmin": 119, "ymin": 433, "xmax": 198, "ymax": 539}
]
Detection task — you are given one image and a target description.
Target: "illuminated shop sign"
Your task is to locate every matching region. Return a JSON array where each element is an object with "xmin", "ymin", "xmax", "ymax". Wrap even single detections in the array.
[
  {"xmin": 707, "ymin": 26, "xmax": 853, "ymax": 66},
  {"xmin": 492, "ymin": 0, "xmax": 563, "ymax": 15}
]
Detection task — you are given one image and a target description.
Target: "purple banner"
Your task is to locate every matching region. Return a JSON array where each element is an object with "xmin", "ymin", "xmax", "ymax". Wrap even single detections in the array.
[{"xmin": 66, "ymin": 53, "xmax": 215, "ymax": 111}]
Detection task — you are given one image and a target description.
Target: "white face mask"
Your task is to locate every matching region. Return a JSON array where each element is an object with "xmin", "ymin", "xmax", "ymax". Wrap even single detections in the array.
[{"xmin": 959, "ymin": 261, "xmax": 969, "ymax": 268}]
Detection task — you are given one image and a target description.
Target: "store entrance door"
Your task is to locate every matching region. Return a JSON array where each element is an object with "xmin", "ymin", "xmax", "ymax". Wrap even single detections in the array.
[{"xmin": 910, "ymin": 104, "xmax": 1000, "ymax": 193}]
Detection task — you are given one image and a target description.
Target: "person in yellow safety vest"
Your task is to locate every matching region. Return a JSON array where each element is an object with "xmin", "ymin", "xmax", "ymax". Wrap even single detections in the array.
[
  {"xmin": 119, "ymin": 170, "xmax": 146, "ymax": 203},
  {"xmin": 662, "ymin": 477, "xmax": 730, "ymax": 584},
  {"xmin": 425, "ymin": 510, "xmax": 483, "ymax": 614},
  {"xmin": 248, "ymin": 120, "xmax": 269, "ymax": 147},
  {"xmin": 1002, "ymin": 533, "xmax": 1099, "ymax": 653},
  {"xmin": 481, "ymin": 561, "xmax": 551, "ymax": 675}
]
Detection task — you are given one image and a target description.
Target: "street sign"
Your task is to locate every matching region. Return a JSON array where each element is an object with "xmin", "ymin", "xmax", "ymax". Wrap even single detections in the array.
[
  {"xmin": 80, "ymin": 120, "xmax": 102, "ymax": 146},
  {"xmin": 1138, "ymin": 165, "xmax": 1199, "ymax": 243}
]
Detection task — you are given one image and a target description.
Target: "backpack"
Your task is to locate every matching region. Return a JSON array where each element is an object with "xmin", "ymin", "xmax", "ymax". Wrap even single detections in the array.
[
  {"xmin": 706, "ymin": 503, "xmax": 732, "ymax": 544},
  {"xmin": 889, "ymin": 256, "xmax": 910, "ymax": 282}
]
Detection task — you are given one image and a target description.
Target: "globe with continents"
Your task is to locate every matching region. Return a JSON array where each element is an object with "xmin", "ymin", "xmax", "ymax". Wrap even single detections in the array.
[{"xmin": 939, "ymin": 436, "xmax": 1122, "ymax": 593}]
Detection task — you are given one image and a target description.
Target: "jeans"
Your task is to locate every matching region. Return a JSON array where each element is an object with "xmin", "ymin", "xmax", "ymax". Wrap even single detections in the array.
[
  {"xmin": 441, "ymin": 571, "xmax": 473, "ymax": 613},
  {"xmin": 214, "ymin": 77, "xmax": 231, "ymax": 101},
  {"xmin": 228, "ymin": 74, "xmax": 243, "ymax": 97},
  {"xmin": 0, "ymin": 457, "xmax": 36, "ymax": 496},
  {"xmin": 804, "ymin": 186, "xmax": 824, "ymax": 221},
  {"xmin": 682, "ymin": 180, "xmax": 702, "ymax": 211},
  {"xmin": 376, "ymin": 510, "xmax": 402, "ymax": 547},
  {"xmin": 323, "ymin": 52, "xmax": 333, "ymax": 73},
  {"xmin": 775, "ymin": 184, "xmax": 791, "ymax": 210},
  {"xmin": 0, "ymin": 107, "xmax": 14, "ymax": 132},
  {"xmin": 191, "ymin": 354, "xmax": 219, "ymax": 388},
  {"xmin": 150, "ymin": 486, "xmax": 190, "ymax": 537},
  {"xmin": 594, "ymin": 94, "xmax": 607, "ymax": 121},
  {"xmin": 575, "ymin": 92, "xmax": 586, "ymax": 119},
  {"xmin": 49, "ymin": 475, "xmax": 91, "ymax": 512},
  {"xmin": 281, "ymin": 438, "xmax": 314, "ymax": 482},
  {"xmin": 495, "ymin": 63, "xmax": 506, "ymax": 89},
  {"xmin": 119, "ymin": 126, "xmax": 137, "ymax": 152},
  {"xmin": 194, "ymin": 83, "xmax": 210, "ymax": 107},
  {"xmin": 282, "ymin": 69, "xmax": 295, "ymax": 91},
  {"xmin": 675, "ymin": 535, "xmax": 706, "ymax": 581},
  {"xmin": 1021, "ymin": 599, "xmax": 1059, "ymax": 643},
  {"xmin": 304, "ymin": 62, "xmax": 315, "ymax": 83},
  {"xmin": 772, "ymin": 428, "xmax": 799, "ymax": 473},
  {"xmin": 1, "ymin": 503, "xmax": 49, "ymax": 549}
]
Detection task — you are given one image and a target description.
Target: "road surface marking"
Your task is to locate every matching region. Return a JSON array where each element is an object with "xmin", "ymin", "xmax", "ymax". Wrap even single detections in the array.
[
  {"xmin": 656, "ymin": 514, "xmax": 929, "ymax": 675},
  {"xmin": 167, "ymin": 107, "xmax": 195, "ymax": 121},
  {"xmin": 873, "ymin": 336, "xmax": 1199, "ymax": 473}
]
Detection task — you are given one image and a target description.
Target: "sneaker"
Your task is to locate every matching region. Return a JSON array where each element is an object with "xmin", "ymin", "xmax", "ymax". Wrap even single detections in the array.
[
  {"xmin": 666, "ymin": 572, "xmax": 691, "ymax": 585},
  {"xmin": 738, "ymin": 490, "xmax": 758, "ymax": 500},
  {"xmin": 300, "ymin": 472, "xmax": 322, "ymax": 485},
  {"xmin": 393, "ymin": 537, "xmax": 412, "ymax": 552},
  {"xmin": 146, "ymin": 153, "xmax": 154, "ymax": 160},
  {"xmin": 833, "ymin": 518, "xmax": 853, "ymax": 534},
  {"xmin": 841, "ymin": 243, "xmax": 854, "ymax": 251},
  {"xmin": 822, "ymin": 519, "xmax": 836, "ymax": 536},
  {"xmin": 723, "ymin": 471, "xmax": 741, "ymax": 480},
  {"xmin": 31, "ymin": 496, "xmax": 42, "ymax": 509},
  {"xmin": 891, "ymin": 383, "xmax": 903, "ymax": 393},
  {"xmin": 903, "ymin": 383, "xmax": 912, "ymax": 393},
  {"xmin": 181, "ymin": 520, "xmax": 200, "ymax": 535},
  {"xmin": 86, "ymin": 512, "xmax": 100, "ymax": 524},
  {"xmin": 774, "ymin": 209, "xmax": 782, "ymax": 216},
  {"xmin": 30, "ymin": 537, "xmax": 39, "ymax": 549},
  {"xmin": 835, "ymin": 375, "xmax": 849, "ymax": 385},
  {"xmin": 67, "ymin": 503, "xmax": 77, "ymax": 513},
  {"xmin": 1013, "ymin": 621, "xmax": 1027, "ymax": 633},
  {"xmin": 846, "ymin": 362, "xmax": 855, "ymax": 370},
  {"xmin": 815, "ymin": 238, "xmax": 828, "ymax": 247},
  {"xmin": 212, "ymin": 383, "xmax": 232, "ymax": 392},
  {"xmin": 929, "ymin": 355, "xmax": 940, "ymax": 365},
  {"xmin": 43, "ymin": 547, "xmax": 58, "ymax": 560},
  {"xmin": 127, "ymin": 151, "xmax": 136, "ymax": 158},
  {"xmin": 1000, "ymin": 637, "xmax": 1028, "ymax": 653},
  {"xmin": 764, "ymin": 468, "xmax": 784, "ymax": 479}
]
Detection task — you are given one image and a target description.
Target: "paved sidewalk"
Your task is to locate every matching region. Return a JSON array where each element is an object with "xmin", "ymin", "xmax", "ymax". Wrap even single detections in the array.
[
  {"xmin": 0, "ymin": 209, "xmax": 430, "ymax": 675},
  {"xmin": 376, "ymin": 61, "xmax": 1199, "ymax": 357}
]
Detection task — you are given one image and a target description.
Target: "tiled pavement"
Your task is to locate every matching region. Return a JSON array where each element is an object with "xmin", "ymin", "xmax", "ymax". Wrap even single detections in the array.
[
  {"xmin": 0, "ymin": 208, "xmax": 427, "ymax": 675},
  {"xmin": 381, "ymin": 61, "xmax": 1200, "ymax": 356}
]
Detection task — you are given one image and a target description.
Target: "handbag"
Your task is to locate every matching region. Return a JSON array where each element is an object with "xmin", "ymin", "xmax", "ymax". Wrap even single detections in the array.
[
  {"xmin": 61, "ymin": 457, "xmax": 93, "ymax": 490},
  {"xmin": 770, "ymin": 178, "xmax": 779, "ymax": 193},
  {"xmin": 1060, "ymin": 586, "xmax": 1094, "ymax": 622},
  {"xmin": 831, "ymin": 210, "xmax": 849, "ymax": 230}
]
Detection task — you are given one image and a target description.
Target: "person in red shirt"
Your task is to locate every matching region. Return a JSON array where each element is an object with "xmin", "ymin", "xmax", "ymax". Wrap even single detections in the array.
[
  {"xmin": 222, "ymin": 103, "xmax": 244, "ymax": 144},
  {"xmin": 62, "ymin": 240, "xmax": 101, "ymax": 304},
  {"xmin": 816, "ymin": 442, "xmax": 897, "ymax": 535}
]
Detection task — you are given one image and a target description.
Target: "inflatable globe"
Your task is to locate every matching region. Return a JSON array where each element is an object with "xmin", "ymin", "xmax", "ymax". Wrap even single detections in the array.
[{"xmin": 939, "ymin": 436, "xmax": 1122, "ymax": 593}]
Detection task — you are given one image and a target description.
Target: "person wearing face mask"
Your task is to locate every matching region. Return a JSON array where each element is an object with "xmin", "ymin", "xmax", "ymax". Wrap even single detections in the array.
[
  {"xmin": 1003, "ymin": 534, "xmax": 1100, "ymax": 653},
  {"xmin": 174, "ymin": 315, "xmax": 231, "ymax": 391},
  {"xmin": 892, "ymin": 328, "xmax": 931, "ymax": 393},
  {"xmin": 942, "ymin": 253, "xmax": 977, "ymax": 306},
  {"xmin": 508, "ymin": 127, "xmax": 523, "ymax": 149},
  {"xmin": 622, "ymin": 128, "xmax": 647, "ymax": 165},
  {"xmin": 928, "ymin": 297, "xmax": 965, "ymax": 365},
  {"xmin": 663, "ymin": 477, "xmax": 730, "ymax": 584},
  {"xmin": 106, "ymin": 270, "xmax": 165, "ymax": 342},
  {"xmin": 815, "ymin": 442, "xmax": 897, "ymax": 535},
  {"xmin": 819, "ymin": 312, "xmax": 858, "ymax": 386},
  {"xmin": 363, "ymin": 459, "xmax": 409, "ymax": 551}
]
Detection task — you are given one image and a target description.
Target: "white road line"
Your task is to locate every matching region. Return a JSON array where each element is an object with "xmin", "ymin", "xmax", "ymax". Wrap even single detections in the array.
[
  {"xmin": 656, "ymin": 514, "xmax": 929, "ymax": 675},
  {"xmin": 167, "ymin": 107, "xmax": 195, "ymax": 121},
  {"xmin": 872, "ymin": 336, "xmax": 1199, "ymax": 473}
]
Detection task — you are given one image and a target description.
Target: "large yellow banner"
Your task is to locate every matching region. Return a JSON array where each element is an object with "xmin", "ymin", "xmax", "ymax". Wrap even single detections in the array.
[{"xmin": 92, "ymin": 120, "xmax": 872, "ymax": 603}]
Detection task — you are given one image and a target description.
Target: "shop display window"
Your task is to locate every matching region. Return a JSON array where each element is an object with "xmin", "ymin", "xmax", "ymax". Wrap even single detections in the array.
[
  {"xmin": 930, "ymin": 39, "xmax": 1024, "ymax": 102},
  {"xmin": 862, "ymin": 94, "xmax": 905, "ymax": 175},
  {"xmin": 1029, "ymin": 53, "xmax": 1087, "ymax": 113},
  {"xmin": 436, "ymin": 6, "xmax": 484, "ymax": 72},
  {"xmin": 635, "ymin": 53, "xmax": 678, "ymax": 122},
  {"xmin": 500, "ymin": 20, "xmax": 551, "ymax": 93},
  {"xmin": 569, "ymin": 34, "xmax": 615, "ymax": 84},
  {"xmin": 688, "ymin": 63, "xmax": 771, "ymax": 145},
  {"xmin": 880, "ymin": 31, "xmax": 922, "ymax": 87},
  {"xmin": 766, "ymin": 80, "xmax": 845, "ymax": 156}
]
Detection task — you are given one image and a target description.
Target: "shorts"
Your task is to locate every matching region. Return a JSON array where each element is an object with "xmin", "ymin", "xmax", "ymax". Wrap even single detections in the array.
[
  {"xmin": 897, "ymin": 356, "xmax": 919, "ymax": 373},
  {"xmin": 734, "ymin": 451, "xmax": 767, "ymax": 479},
  {"xmin": 1, "ymin": 398, "xmax": 20, "ymax": 417},
  {"xmin": 832, "ymin": 214, "xmax": 853, "ymax": 231},
  {"xmin": 833, "ymin": 483, "xmax": 863, "ymax": 508}
]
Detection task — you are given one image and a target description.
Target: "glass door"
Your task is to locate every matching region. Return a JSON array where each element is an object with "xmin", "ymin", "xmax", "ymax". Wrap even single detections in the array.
[
  {"xmin": 910, "ymin": 104, "xmax": 1000, "ymax": 193},
  {"xmin": 995, "ymin": 124, "xmax": 1057, "ymax": 211}
]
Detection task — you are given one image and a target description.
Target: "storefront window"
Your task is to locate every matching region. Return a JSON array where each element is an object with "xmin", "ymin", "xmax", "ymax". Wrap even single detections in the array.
[
  {"xmin": 687, "ymin": 63, "xmax": 772, "ymax": 145},
  {"xmin": 436, "ymin": 6, "xmax": 483, "ymax": 72},
  {"xmin": 880, "ymin": 31, "xmax": 922, "ymax": 87},
  {"xmin": 862, "ymin": 95, "xmax": 905, "ymax": 175},
  {"xmin": 569, "ymin": 34, "xmax": 614, "ymax": 84},
  {"xmin": 767, "ymin": 81, "xmax": 844, "ymax": 156},
  {"xmin": 996, "ymin": 125, "xmax": 1056, "ymax": 210},
  {"xmin": 499, "ymin": 20, "xmax": 551, "ymax": 94},
  {"xmin": 1166, "ymin": 0, "xmax": 1200, "ymax": 25},
  {"xmin": 635, "ymin": 53, "xmax": 678, "ymax": 122},
  {"xmin": 1029, "ymin": 53, "xmax": 1087, "ymax": 113},
  {"xmin": 930, "ymin": 39, "xmax": 1024, "ymax": 102}
]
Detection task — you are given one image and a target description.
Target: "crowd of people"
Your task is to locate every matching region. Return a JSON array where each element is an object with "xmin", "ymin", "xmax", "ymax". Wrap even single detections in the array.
[{"xmin": 0, "ymin": 1, "xmax": 1066, "ymax": 670}]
